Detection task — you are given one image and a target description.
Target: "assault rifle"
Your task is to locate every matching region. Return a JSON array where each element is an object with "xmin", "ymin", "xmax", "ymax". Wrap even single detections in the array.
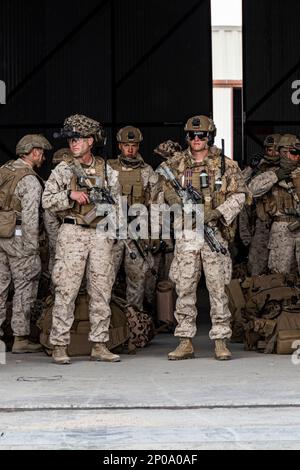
[
  {"xmin": 70, "ymin": 160, "xmax": 157, "ymax": 275},
  {"xmin": 157, "ymin": 163, "xmax": 227, "ymax": 255}
]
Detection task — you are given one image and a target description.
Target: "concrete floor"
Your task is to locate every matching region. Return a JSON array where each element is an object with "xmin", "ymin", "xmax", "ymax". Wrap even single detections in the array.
[{"xmin": 0, "ymin": 331, "xmax": 300, "ymax": 449}]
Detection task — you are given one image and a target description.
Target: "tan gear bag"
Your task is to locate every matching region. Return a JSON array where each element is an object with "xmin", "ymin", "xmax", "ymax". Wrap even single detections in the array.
[
  {"xmin": 38, "ymin": 293, "xmax": 130, "ymax": 356},
  {"xmin": 276, "ymin": 307, "xmax": 300, "ymax": 354}
]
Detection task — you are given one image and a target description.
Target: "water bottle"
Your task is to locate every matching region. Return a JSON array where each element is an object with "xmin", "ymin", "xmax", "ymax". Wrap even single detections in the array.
[{"xmin": 200, "ymin": 170, "xmax": 209, "ymax": 189}]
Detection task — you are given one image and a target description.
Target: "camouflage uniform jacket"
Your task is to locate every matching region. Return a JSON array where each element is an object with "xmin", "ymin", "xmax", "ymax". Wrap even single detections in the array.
[
  {"xmin": 248, "ymin": 167, "xmax": 300, "ymax": 217},
  {"xmin": 242, "ymin": 159, "xmax": 279, "ymax": 184},
  {"xmin": 42, "ymin": 155, "xmax": 120, "ymax": 216},
  {"xmin": 239, "ymin": 159, "xmax": 279, "ymax": 242}
]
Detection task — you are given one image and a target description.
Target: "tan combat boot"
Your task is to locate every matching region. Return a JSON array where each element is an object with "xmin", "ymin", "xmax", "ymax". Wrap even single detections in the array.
[
  {"xmin": 52, "ymin": 345, "xmax": 71, "ymax": 365},
  {"xmin": 214, "ymin": 339, "xmax": 232, "ymax": 361},
  {"xmin": 90, "ymin": 343, "xmax": 121, "ymax": 362},
  {"xmin": 168, "ymin": 338, "xmax": 194, "ymax": 361},
  {"xmin": 12, "ymin": 336, "xmax": 42, "ymax": 354}
]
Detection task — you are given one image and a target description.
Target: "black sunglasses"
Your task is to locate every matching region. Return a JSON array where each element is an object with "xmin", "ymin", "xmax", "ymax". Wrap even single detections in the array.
[{"xmin": 187, "ymin": 131, "xmax": 209, "ymax": 140}]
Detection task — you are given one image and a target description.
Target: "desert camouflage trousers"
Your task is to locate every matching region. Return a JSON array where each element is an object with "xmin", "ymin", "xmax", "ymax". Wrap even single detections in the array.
[
  {"xmin": 169, "ymin": 232, "xmax": 232, "ymax": 341},
  {"xmin": 268, "ymin": 221, "xmax": 300, "ymax": 274},
  {"xmin": 50, "ymin": 224, "xmax": 115, "ymax": 346},
  {"xmin": 248, "ymin": 218, "xmax": 271, "ymax": 276},
  {"xmin": 0, "ymin": 236, "xmax": 41, "ymax": 336},
  {"xmin": 112, "ymin": 239, "xmax": 152, "ymax": 311}
]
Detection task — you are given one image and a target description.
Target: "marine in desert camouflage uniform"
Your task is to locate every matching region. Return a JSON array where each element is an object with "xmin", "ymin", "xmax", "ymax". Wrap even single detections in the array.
[
  {"xmin": 239, "ymin": 134, "xmax": 281, "ymax": 275},
  {"xmin": 42, "ymin": 114, "xmax": 120, "ymax": 365},
  {"xmin": 108, "ymin": 126, "xmax": 158, "ymax": 311},
  {"xmin": 249, "ymin": 134, "xmax": 300, "ymax": 275},
  {"xmin": 155, "ymin": 116, "xmax": 250, "ymax": 360},
  {"xmin": 0, "ymin": 134, "xmax": 51, "ymax": 353}
]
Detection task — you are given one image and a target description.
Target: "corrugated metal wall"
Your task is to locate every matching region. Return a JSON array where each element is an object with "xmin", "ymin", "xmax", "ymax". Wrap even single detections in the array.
[
  {"xmin": 243, "ymin": 0, "xmax": 300, "ymax": 164},
  {"xmin": 0, "ymin": 0, "xmax": 212, "ymax": 173}
]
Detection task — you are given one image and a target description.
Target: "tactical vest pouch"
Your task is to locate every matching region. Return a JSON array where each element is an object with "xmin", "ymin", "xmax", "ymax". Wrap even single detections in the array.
[
  {"xmin": 275, "ymin": 186, "xmax": 294, "ymax": 213},
  {"xmin": 122, "ymin": 183, "xmax": 132, "ymax": 196},
  {"xmin": 132, "ymin": 183, "xmax": 144, "ymax": 204},
  {"xmin": 122, "ymin": 182, "xmax": 144, "ymax": 206},
  {"xmin": 61, "ymin": 157, "xmax": 105, "ymax": 226},
  {"xmin": 82, "ymin": 207, "xmax": 98, "ymax": 225},
  {"xmin": 212, "ymin": 177, "xmax": 226, "ymax": 208},
  {"xmin": 0, "ymin": 210, "xmax": 17, "ymax": 238}
]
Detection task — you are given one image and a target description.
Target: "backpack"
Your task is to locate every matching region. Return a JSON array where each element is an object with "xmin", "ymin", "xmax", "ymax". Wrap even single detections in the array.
[
  {"xmin": 38, "ymin": 294, "xmax": 130, "ymax": 356},
  {"xmin": 241, "ymin": 274, "xmax": 300, "ymax": 353},
  {"xmin": 38, "ymin": 293, "xmax": 155, "ymax": 356}
]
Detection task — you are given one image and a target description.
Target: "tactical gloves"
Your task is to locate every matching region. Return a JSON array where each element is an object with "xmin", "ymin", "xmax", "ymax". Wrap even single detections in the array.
[
  {"xmin": 204, "ymin": 208, "xmax": 222, "ymax": 224},
  {"xmin": 276, "ymin": 167, "xmax": 291, "ymax": 182},
  {"xmin": 249, "ymin": 152, "xmax": 264, "ymax": 169}
]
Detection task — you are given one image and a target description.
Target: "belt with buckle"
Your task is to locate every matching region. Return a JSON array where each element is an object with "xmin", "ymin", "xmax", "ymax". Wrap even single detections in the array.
[{"xmin": 63, "ymin": 218, "xmax": 91, "ymax": 228}]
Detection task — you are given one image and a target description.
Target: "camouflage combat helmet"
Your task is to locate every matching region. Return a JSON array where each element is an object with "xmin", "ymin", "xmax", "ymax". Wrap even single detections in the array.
[
  {"xmin": 16, "ymin": 134, "xmax": 52, "ymax": 156},
  {"xmin": 184, "ymin": 115, "xmax": 216, "ymax": 133},
  {"xmin": 60, "ymin": 114, "xmax": 106, "ymax": 145},
  {"xmin": 277, "ymin": 134, "xmax": 300, "ymax": 150},
  {"xmin": 154, "ymin": 140, "xmax": 182, "ymax": 159},
  {"xmin": 184, "ymin": 115, "xmax": 216, "ymax": 145},
  {"xmin": 264, "ymin": 134, "xmax": 282, "ymax": 148},
  {"xmin": 52, "ymin": 148, "xmax": 73, "ymax": 165},
  {"xmin": 116, "ymin": 126, "xmax": 143, "ymax": 144}
]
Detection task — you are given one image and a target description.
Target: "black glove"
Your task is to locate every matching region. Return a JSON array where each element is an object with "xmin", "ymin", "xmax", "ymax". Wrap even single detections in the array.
[
  {"xmin": 249, "ymin": 152, "xmax": 264, "ymax": 169},
  {"xmin": 276, "ymin": 167, "xmax": 291, "ymax": 182}
]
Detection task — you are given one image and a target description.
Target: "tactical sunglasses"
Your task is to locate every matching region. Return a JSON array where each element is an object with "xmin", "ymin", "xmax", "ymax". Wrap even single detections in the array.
[{"xmin": 187, "ymin": 131, "xmax": 209, "ymax": 140}]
